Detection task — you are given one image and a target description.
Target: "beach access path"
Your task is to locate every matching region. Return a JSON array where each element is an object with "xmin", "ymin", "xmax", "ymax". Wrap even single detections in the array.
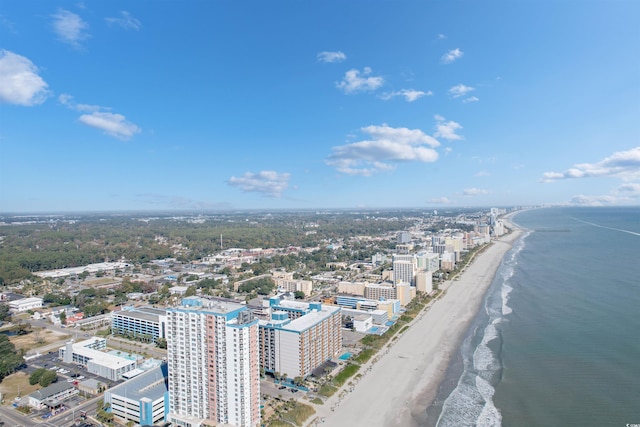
[{"xmin": 306, "ymin": 224, "xmax": 523, "ymax": 427}]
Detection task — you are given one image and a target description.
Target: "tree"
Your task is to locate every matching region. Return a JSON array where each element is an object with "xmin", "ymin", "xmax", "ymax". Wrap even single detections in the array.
[
  {"xmin": 59, "ymin": 311, "xmax": 67, "ymax": 325},
  {"xmin": 29, "ymin": 368, "xmax": 57, "ymax": 386},
  {"xmin": 30, "ymin": 368, "xmax": 46, "ymax": 385},
  {"xmin": 12, "ymin": 320, "xmax": 31, "ymax": 335},
  {"xmin": 155, "ymin": 338, "xmax": 167, "ymax": 349},
  {"xmin": 185, "ymin": 285, "xmax": 197, "ymax": 297},
  {"xmin": 39, "ymin": 369, "xmax": 57, "ymax": 387},
  {"xmin": 0, "ymin": 335, "xmax": 23, "ymax": 381},
  {"xmin": 293, "ymin": 291, "xmax": 305, "ymax": 300},
  {"xmin": 0, "ymin": 304, "xmax": 11, "ymax": 323}
]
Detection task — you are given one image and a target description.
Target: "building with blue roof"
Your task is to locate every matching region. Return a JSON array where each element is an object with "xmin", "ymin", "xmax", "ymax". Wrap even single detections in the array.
[
  {"xmin": 104, "ymin": 363, "xmax": 169, "ymax": 426},
  {"xmin": 259, "ymin": 296, "xmax": 342, "ymax": 379}
]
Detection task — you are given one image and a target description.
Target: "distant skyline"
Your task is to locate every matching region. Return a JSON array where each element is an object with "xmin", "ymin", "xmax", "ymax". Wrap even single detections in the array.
[{"xmin": 1, "ymin": 1, "xmax": 639, "ymax": 213}]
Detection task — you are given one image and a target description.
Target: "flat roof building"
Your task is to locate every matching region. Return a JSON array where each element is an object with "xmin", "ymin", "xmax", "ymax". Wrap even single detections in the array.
[
  {"xmin": 9, "ymin": 297, "xmax": 43, "ymax": 312},
  {"xmin": 111, "ymin": 306, "xmax": 167, "ymax": 343},
  {"xmin": 259, "ymin": 297, "xmax": 342, "ymax": 379},
  {"xmin": 59, "ymin": 338, "xmax": 137, "ymax": 381},
  {"xmin": 105, "ymin": 363, "xmax": 169, "ymax": 426},
  {"xmin": 167, "ymin": 297, "xmax": 260, "ymax": 427}
]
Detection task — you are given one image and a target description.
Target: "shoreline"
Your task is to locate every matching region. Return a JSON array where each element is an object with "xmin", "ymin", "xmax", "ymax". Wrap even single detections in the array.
[{"xmin": 311, "ymin": 220, "xmax": 523, "ymax": 427}]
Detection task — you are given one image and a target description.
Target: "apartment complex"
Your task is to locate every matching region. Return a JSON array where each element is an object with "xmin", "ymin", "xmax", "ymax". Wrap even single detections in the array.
[
  {"xmin": 275, "ymin": 278, "xmax": 313, "ymax": 296},
  {"xmin": 111, "ymin": 306, "xmax": 167, "ymax": 343},
  {"xmin": 259, "ymin": 297, "xmax": 341, "ymax": 379},
  {"xmin": 166, "ymin": 297, "xmax": 260, "ymax": 427}
]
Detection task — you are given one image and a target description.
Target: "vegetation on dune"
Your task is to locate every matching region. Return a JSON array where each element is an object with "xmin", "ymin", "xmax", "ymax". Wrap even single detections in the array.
[{"xmin": 266, "ymin": 400, "xmax": 315, "ymax": 426}]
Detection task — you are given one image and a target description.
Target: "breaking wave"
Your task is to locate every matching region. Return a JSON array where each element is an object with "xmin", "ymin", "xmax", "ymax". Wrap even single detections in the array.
[{"xmin": 436, "ymin": 232, "xmax": 529, "ymax": 427}]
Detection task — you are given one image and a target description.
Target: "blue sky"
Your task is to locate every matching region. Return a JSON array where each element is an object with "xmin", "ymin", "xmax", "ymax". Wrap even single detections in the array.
[{"xmin": 1, "ymin": 1, "xmax": 639, "ymax": 212}]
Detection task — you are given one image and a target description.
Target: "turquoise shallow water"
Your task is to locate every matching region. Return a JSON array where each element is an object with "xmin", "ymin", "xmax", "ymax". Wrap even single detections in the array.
[{"xmin": 435, "ymin": 207, "xmax": 640, "ymax": 427}]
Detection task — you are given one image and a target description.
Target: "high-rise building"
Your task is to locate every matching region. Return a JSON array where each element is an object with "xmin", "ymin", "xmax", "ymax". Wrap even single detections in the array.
[
  {"xmin": 259, "ymin": 297, "xmax": 341, "ymax": 379},
  {"xmin": 397, "ymin": 231, "xmax": 411, "ymax": 244},
  {"xmin": 392, "ymin": 259, "xmax": 415, "ymax": 285},
  {"xmin": 166, "ymin": 297, "xmax": 260, "ymax": 427},
  {"xmin": 111, "ymin": 306, "xmax": 167, "ymax": 343}
]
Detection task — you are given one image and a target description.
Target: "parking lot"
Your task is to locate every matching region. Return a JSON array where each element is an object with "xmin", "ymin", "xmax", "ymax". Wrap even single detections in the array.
[{"xmin": 33, "ymin": 352, "xmax": 120, "ymax": 389}]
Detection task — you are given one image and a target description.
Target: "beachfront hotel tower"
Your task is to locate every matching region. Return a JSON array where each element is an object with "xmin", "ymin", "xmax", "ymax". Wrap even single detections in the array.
[
  {"xmin": 166, "ymin": 297, "xmax": 260, "ymax": 427},
  {"xmin": 259, "ymin": 296, "xmax": 342, "ymax": 379}
]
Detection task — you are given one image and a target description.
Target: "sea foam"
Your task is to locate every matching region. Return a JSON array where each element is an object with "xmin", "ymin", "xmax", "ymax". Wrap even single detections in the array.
[{"xmin": 436, "ymin": 231, "xmax": 530, "ymax": 427}]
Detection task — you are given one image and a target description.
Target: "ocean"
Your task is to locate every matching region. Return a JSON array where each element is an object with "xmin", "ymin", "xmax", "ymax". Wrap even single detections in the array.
[{"xmin": 430, "ymin": 207, "xmax": 640, "ymax": 427}]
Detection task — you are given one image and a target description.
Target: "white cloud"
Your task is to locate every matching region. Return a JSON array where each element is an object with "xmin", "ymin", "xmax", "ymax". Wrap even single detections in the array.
[
  {"xmin": 317, "ymin": 51, "xmax": 346, "ymax": 63},
  {"xmin": 228, "ymin": 171, "xmax": 291, "ymax": 197},
  {"xmin": 437, "ymin": 34, "xmax": 447, "ymax": 40},
  {"xmin": 105, "ymin": 11, "xmax": 142, "ymax": 31},
  {"xmin": 0, "ymin": 50, "xmax": 50, "ymax": 106},
  {"xmin": 380, "ymin": 89, "xmax": 432, "ymax": 102},
  {"xmin": 434, "ymin": 115, "xmax": 463, "ymax": 140},
  {"xmin": 449, "ymin": 84, "xmax": 474, "ymax": 98},
  {"xmin": 463, "ymin": 96, "xmax": 479, "ymax": 103},
  {"xmin": 569, "ymin": 194, "xmax": 618, "ymax": 206},
  {"xmin": 616, "ymin": 182, "xmax": 640, "ymax": 196},
  {"xmin": 327, "ymin": 124, "xmax": 439, "ymax": 176},
  {"xmin": 463, "ymin": 188, "xmax": 489, "ymax": 196},
  {"xmin": 541, "ymin": 147, "xmax": 640, "ymax": 182},
  {"xmin": 58, "ymin": 93, "xmax": 101, "ymax": 112},
  {"xmin": 336, "ymin": 67, "xmax": 384, "ymax": 94},
  {"xmin": 136, "ymin": 194, "xmax": 231, "ymax": 210},
  {"xmin": 441, "ymin": 48, "xmax": 463, "ymax": 64},
  {"xmin": 475, "ymin": 170, "xmax": 491, "ymax": 177},
  {"xmin": 78, "ymin": 112, "xmax": 141, "ymax": 140},
  {"xmin": 52, "ymin": 9, "xmax": 89, "ymax": 48},
  {"xmin": 428, "ymin": 197, "xmax": 453, "ymax": 204},
  {"xmin": 60, "ymin": 94, "xmax": 140, "ymax": 139}
]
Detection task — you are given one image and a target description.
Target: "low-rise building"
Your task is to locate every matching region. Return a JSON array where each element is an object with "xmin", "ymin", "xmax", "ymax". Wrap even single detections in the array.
[
  {"xmin": 352, "ymin": 314, "xmax": 373, "ymax": 333},
  {"xmin": 343, "ymin": 308, "xmax": 388, "ymax": 326},
  {"xmin": 9, "ymin": 297, "xmax": 43, "ymax": 312},
  {"xmin": 28, "ymin": 382, "xmax": 78, "ymax": 410},
  {"xmin": 59, "ymin": 338, "xmax": 137, "ymax": 381},
  {"xmin": 104, "ymin": 364, "xmax": 169, "ymax": 426}
]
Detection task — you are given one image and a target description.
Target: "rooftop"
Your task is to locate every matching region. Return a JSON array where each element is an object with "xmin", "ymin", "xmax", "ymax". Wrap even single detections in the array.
[
  {"xmin": 169, "ymin": 297, "xmax": 246, "ymax": 316},
  {"xmin": 113, "ymin": 307, "xmax": 164, "ymax": 323},
  {"xmin": 29, "ymin": 382, "xmax": 75, "ymax": 401},
  {"xmin": 107, "ymin": 364, "xmax": 168, "ymax": 402}
]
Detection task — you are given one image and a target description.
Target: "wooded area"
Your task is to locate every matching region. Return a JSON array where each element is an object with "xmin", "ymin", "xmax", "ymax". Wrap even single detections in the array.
[{"xmin": 0, "ymin": 211, "xmax": 419, "ymax": 284}]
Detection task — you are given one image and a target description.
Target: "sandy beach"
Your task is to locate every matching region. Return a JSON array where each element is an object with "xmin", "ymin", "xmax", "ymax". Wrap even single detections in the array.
[{"xmin": 310, "ymin": 223, "xmax": 523, "ymax": 427}]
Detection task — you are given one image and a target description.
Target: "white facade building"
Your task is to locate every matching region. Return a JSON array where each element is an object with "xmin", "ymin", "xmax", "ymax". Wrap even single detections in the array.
[
  {"xmin": 9, "ymin": 297, "xmax": 43, "ymax": 312},
  {"xmin": 392, "ymin": 260, "xmax": 415, "ymax": 286},
  {"xmin": 275, "ymin": 278, "xmax": 313, "ymax": 296},
  {"xmin": 259, "ymin": 297, "xmax": 342, "ymax": 379},
  {"xmin": 58, "ymin": 338, "xmax": 137, "ymax": 381}
]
